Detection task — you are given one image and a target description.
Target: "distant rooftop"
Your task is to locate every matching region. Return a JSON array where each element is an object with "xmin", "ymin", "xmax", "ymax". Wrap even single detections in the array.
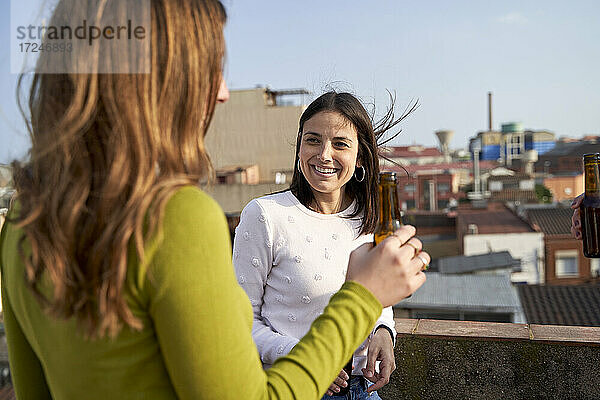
[
  {"xmin": 539, "ymin": 142, "xmax": 600, "ymax": 157},
  {"xmin": 397, "ymin": 273, "xmax": 522, "ymax": 312},
  {"xmin": 490, "ymin": 189, "xmax": 538, "ymax": 203},
  {"xmin": 382, "ymin": 146, "xmax": 442, "ymax": 158},
  {"xmin": 457, "ymin": 203, "xmax": 534, "ymax": 234},
  {"xmin": 435, "ymin": 251, "xmax": 520, "ymax": 274},
  {"xmin": 384, "ymin": 160, "xmax": 498, "ymax": 175},
  {"xmin": 518, "ymin": 284, "xmax": 600, "ymax": 327},
  {"xmin": 525, "ymin": 207, "xmax": 573, "ymax": 236}
]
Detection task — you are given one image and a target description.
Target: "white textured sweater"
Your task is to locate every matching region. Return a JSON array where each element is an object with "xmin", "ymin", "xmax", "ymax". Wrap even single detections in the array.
[{"xmin": 233, "ymin": 191, "xmax": 396, "ymax": 372}]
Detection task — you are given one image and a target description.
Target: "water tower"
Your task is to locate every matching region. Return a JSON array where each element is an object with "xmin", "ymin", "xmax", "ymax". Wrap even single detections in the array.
[{"xmin": 435, "ymin": 130, "xmax": 454, "ymax": 162}]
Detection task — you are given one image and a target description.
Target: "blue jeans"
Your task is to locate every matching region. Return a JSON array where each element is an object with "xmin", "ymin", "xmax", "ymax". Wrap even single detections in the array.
[{"xmin": 321, "ymin": 376, "xmax": 382, "ymax": 400}]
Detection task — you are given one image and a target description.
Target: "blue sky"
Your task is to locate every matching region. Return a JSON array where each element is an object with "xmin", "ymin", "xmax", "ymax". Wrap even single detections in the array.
[{"xmin": 1, "ymin": 0, "xmax": 599, "ymax": 163}]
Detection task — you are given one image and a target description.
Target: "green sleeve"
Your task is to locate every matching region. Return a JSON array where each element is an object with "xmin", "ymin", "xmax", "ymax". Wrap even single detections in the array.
[
  {"xmin": 145, "ymin": 187, "xmax": 382, "ymax": 399},
  {"xmin": 0, "ymin": 223, "xmax": 52, "ymax": 400}
]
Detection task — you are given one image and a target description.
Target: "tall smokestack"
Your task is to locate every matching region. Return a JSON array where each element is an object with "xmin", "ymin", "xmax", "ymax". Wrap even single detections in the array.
[{"xmin": 488, "ymin": 91, "xmax": 492, "ymax": 131}]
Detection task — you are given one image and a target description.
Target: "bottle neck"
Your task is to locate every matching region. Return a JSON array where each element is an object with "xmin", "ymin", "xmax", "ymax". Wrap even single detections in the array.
[
  {"xmin": 585, "ymin": 162, "xmax": 600, "ymax": 196},
  {"xmin": 379, "ymin": 182, "xmax": 401, "ymax": 222}
]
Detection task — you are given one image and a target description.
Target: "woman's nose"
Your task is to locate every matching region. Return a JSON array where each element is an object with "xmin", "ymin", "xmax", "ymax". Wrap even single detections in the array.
[
  {"xmin": 217, "ymin": 78, "xmax": 229, "ymax": 103},
  {"xmin": 318, "ymin": 143, "xmax": 333, "ymax": 162}
]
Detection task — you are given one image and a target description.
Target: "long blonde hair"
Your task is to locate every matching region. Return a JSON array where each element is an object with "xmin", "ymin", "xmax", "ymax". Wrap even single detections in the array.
[{"xmin": 11, "ymin": 0, "xmax": 226, "ymax": 338}]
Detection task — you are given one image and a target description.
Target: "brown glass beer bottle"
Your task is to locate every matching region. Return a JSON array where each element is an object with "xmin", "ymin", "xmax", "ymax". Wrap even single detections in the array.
[
  {"xmin": 374, "ymin": 172, "xmax": 403, "ymax": 245},
  {"xmin": 581, "ymin": 153, "xmax": 600, "ymax": 258}
]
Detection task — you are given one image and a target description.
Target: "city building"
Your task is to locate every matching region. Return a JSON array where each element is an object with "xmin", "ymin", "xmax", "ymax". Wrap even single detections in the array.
[
  {"xmin": 204, "ymin": 87, "xmax": 307, "ymax": 213},
  {"xmin": 524, "ymin": 130, "xmax": 556, "ymax": 155},
  {"xmin": 487, "ymin": 173, "xmax": 538, "ymax": 204},
  {"xmin": 543, "ymin": 173, "xmax": 583, "ymax": 202},
  {"xmin": 394, "ymin": 170, "xmax": 460, "ymax": 211},
  {"xmin": 205, "ymin": 87, "xmax": 308, "ymax": 184},
  {"xmin": 456, "ymin": 202, "xmax": 544, "ymax": 284},
  {"xmin": 470, "ymin": 130, "xmax": 502, "ymax": 161},
  {"xmin": 216, "ymin": 164, "xmax": 260, "ymax": 185},
  {"xmin": 383, "ymin": 160, "xmax": 497, "ymax": 211},
  {"xmin": 524, "ymin": 206, "xmax": 599, "ymax": 284},
  {"xmin": 470, "ymin": 125, "xmax": 555, "ymax": 165},
  {"xmin": 403, "ymin": 212, "xmax": 459, "ymax": 260},
  {"xmin": 535, "ymin": 141, "xmax": 600, "ymax": 174}
]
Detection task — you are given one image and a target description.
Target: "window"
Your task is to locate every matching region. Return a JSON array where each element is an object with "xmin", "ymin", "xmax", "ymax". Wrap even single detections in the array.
[
  {"xmin": 404, "ymin": 184, "xmax": 416, "ymax": 192},
  {"xmin": 555, "ymin": 250, "xmax": 579, "ymax": 277},
  {"xmin": 519, "ymin": 180, "xmax": 535, "ymax": 190},
  {"xmin": 275, "ymin": 172, "xmax": 286, "ymax": 184},
  {"xmin": 591, "ymin": 258, "xmax": 600, "ymax": 278},
  {"xmin": 489, "ymin": 181, "xmax": 503, "ymax": 191},
  {"xmin": 437, "ymin": 183, "xmax": 450, "ymax": 193},
  {"xmin": 405, "ymin": 199, "xmax": 416, "ymax": 209}
]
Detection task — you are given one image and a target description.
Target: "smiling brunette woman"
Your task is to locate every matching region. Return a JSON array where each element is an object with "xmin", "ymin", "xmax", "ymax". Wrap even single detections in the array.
[{"xmin": 234, "ymin": 92, "xmax": 429, "ymax": 400}]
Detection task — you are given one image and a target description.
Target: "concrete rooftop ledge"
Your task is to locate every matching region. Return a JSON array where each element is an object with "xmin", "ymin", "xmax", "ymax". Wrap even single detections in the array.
[
  {"xmin": 394, "ymin": 318, "xmax": 600, "ymax": 345},
  {"xmin": 381, "ymin": 318, "xmax": 600, "ymax": 399}
]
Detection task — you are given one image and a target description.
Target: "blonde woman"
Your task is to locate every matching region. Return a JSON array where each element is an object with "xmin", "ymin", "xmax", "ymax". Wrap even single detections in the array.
[{"xmin": 0, "ymin": 1, "xmax": 428, "ymax": 399}]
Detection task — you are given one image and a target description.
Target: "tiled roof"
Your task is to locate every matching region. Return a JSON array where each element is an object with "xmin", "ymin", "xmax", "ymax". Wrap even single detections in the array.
[
  {"xmin": 435, "ymin": 251, "xmax": 520, "ymax": 274},
  {"xmin": 398, "ymin": 273, "xmax": 522, "ymax": 311},
  {"xmin": 458, "ymin": 206, "xmax": 534, "ymax": 234},
  {"xmin": 488, "ymin": 174, "xmax": 534, "ymax": 183},
  {"xmin": 517, "ymin": 284, "xmax": 600, "ymax": 327},
  {"xmin": 490, "ymin": 189, "xmax": 538, "ymax": 203},
  {"xmin": 525, "ymin": 207, "xmax": 573, "ymax": 236},
  {"xmin": 382, "ymin": 146, "xmax": 443, "ymax": 158},
  {"xmin": 540, "ymin": 142, "xmax": 600, "ymax": 157},
  {"xmin": 383, "ymin": 160, "xmax": 498, "ymax": 175}
]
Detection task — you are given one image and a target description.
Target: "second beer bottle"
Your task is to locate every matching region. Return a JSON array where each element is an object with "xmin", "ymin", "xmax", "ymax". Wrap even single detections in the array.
[
  {"xmin": 374, "ymin": 171, "xmax": 403, "ymax": 245},
  {"xmin": 581, "ymin": 153, "xmax": 600, "ymax": 258}
]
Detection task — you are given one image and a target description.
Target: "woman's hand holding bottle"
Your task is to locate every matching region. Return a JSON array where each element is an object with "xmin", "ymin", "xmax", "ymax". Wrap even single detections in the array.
[{"xmin": 346, "ymin": 225, "xmax": 428, "ymax": 307}]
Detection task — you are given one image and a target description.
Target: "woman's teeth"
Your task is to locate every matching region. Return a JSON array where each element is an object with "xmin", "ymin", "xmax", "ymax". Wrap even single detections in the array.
[{"xmin": 314, "ymin": 166, "xmax": 336, "ymax": 174}]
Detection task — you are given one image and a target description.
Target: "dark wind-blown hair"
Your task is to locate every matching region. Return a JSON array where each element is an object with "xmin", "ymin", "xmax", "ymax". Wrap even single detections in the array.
[{"xmin": 289, "ymin": 91, "xmax": 417, "ymax": 236}]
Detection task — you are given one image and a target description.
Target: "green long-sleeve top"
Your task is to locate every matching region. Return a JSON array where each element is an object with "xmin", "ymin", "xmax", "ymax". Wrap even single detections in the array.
[{"xmin": 0, "ymin": 186, "xmax": 382, "ymax": 399}]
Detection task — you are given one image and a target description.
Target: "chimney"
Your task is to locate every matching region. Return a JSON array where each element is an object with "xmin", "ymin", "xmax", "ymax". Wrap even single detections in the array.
[{"xmin": 488, "ymin": 92, "xmax": 493, "ymax": 131}]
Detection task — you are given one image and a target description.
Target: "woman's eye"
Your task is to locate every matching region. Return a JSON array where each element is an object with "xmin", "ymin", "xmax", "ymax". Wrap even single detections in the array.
[
  {"xmin": 335, "ymin": 142, "xmax": 349, "ymax": 148},
  {"xmin": 306, "ymin": 137, "xmax": 319, "ymax": 143}
]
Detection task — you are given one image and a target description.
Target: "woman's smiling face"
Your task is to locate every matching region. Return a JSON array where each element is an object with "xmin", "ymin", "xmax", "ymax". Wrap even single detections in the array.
[{"xmin": 298, "ymin": 111, "xmax": 360, "ymax": 198}]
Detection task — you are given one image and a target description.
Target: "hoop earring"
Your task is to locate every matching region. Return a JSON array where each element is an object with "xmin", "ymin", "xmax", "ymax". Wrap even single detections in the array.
[
  {"xmin": 297, "ymin": 159, "xmax": 302, "ymax": 175},
  {"xmin": 354, "ymin": 166, "xmax": 365, "ymax": 182}
]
